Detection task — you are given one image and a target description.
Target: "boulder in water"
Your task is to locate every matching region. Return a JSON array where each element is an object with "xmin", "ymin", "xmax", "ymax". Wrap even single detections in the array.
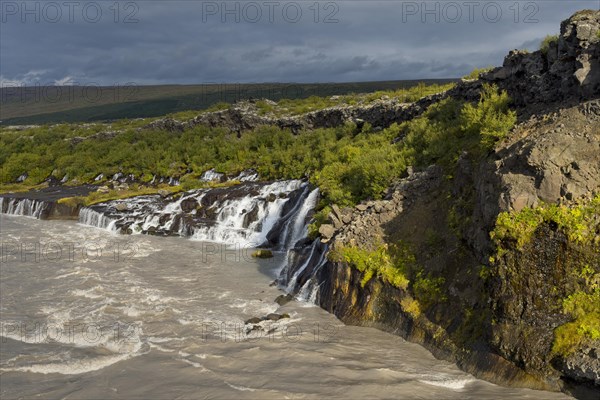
[
  {"xmin": 252, "ymin": 249, "xmax": 274, "ymax": 258},
  {"xmin": 265, "ymin": 313, "xmax": 285, "ymax": 321},
  {"xmin": 244, "ymin": 317, "xmax": 262, "ymax": 324},
  {"xmin": 275, "ymin": 294, "xmax": 293, "ymax": 306},
  {"xmin": 115, "ymin": 203, "xmax": 129, "ymax": 212}
]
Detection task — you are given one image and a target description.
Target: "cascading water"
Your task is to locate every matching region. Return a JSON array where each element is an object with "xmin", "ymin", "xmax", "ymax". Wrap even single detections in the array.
[
  {"xmin": 279, "ymin": 237, "xmax": 329, "ymax": 304},
  {"xmin": 200, "ymin": 169, "xmax": 225, "ymax": 182},
  {"xmin": 78, "ymin": 180, "xmax": 315, "ymax": 249},
  {"xmin": 278, "ymin": 187, "xmax": 319, "ymax": 250},
  {"xmin": 76, "ymin": 179, "xmax": 329, "ymax": 304},
  {"xmin": 0, "ymin": 197, "xmax": 51, "ymax": 219},
  {"xmin": 78, "ymin": 208, "xmax": 118, "ymax": 231},
  {"xmin": 2, "ymin": 178, "xmax": 328, "ymax": 305}
]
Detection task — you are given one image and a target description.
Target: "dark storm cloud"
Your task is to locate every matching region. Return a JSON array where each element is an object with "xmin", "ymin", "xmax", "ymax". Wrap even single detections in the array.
[{"xmin": 0, "ymin": 0, "xmax": 595, "ymax": 85}]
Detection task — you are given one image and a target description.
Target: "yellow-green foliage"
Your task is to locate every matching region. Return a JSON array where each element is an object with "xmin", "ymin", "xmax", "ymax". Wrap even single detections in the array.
[
  {"xmin": 57, "ymin": 196, "xmax": 86, "ymax": 208},
  {"xmin": 399, "ymin": 84, "xmax": 516, "ymax": 170},
  {"xmin": 553, "ymin": 289, "xmax": 600, "ymax": 356},
  {"xmin": 492, "ymin": 207, "xmax": 544, "ymax": 250},
  {"xmin": 540, "ymin": 34, "xmax": 559, "ymax": 54},
  {"xmin": 463, "ymin": 66, "xmax": 494, "ymax": 80},
  {"xmin": 491, "ymin": 195, "xmax": 600, "ymax": 252},
  {"xmin": 460, "ymin": 85, "xmax": 516, "ymax": 149},
  {"xmin": 259, "ymin": 83, "xmax": 455, "ymax": 116},
  {"xmin": 168, "ymin": 102, "xmax": 231, "ymax": 119},
  {"xmin": 59, "ymin": 185, "xmax": 181, "ymax": 207},
  {"xmin": 329, "ymin": 243, "xmax": 412, "ymax": 289},
  {"xmin": 1, "ymin": 84, "xmax": 515, "ymax": 211},
  {"xmin": 492, "ymin": 197, "xmax": 600, "ymax": 357},
  {"xmin": 401, "ymin": 296, "xmax": 422, "ymax": 318},
  {"xmin": 413, "ymin": 271, "xmax": 447, "ymax": 308},
  {"xmin": 362, "ymin": 82, "xmax": 454, "ymax": 103}
]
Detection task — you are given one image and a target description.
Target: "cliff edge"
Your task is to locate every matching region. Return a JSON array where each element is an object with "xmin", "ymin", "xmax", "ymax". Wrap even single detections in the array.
[{"xmin": 293, "ymin": 10, "xmax": 600, "ymax": 399}]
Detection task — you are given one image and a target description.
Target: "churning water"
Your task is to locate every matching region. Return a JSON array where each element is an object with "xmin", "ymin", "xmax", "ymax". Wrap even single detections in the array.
[{"xmin": 0, "ymin": 214, "xmax": 570, "ymax": 399}]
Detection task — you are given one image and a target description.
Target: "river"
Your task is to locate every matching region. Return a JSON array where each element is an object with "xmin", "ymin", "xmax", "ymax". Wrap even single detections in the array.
[{"xmin": 0, "ymin": 214, "xmax": 569, "ymax": 399}]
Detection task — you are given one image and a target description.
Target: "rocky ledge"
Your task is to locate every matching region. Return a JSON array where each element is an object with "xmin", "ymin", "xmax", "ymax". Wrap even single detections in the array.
[
  {"xmin": 0, "ymin": 185, "xmax": 97, "ymax": 219},
  {"xmin": 290, "ymin": 10, "xmax": 600, "ymax": 399},
  {"xmin": 145, "ymin": 92, "xmax": 447, "ymax": 135}
]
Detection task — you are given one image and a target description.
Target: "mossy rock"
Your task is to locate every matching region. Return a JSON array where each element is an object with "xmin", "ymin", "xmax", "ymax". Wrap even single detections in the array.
[{"xmin": 252, "ymin": 249, "xmax": 274, "ymax": 258}]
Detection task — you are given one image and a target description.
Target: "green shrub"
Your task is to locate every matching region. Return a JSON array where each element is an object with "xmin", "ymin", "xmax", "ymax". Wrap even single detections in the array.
[
  {"xmin": 491, "ymin": 195, "xmax": 600, "ymax": 252},
  {"xmin": 413, "ymin": 271, "xmax": 446, "ymax": 308},
  {"xmin": 553, "ymin": 289, "xmax": 600, "ymax": 356},
  {"xmin": 460, "ymin": 84, "xmax": 516, "ymax": 149},
  {"xmin": 463, "ymin": 66, "xmax": 494, "ymax": 80},
  {"xmin": 540, "ymin": 34, "xmax": 559, "ymax": 54},
  {"xmin": 329, "ymin": 243, "xmax": 412, "ymax": 289}
]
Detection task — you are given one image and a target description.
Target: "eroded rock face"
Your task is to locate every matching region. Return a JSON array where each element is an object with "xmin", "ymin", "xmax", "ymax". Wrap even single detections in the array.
[
  {"xmin": 482, "ymin": 10, "xmax": 600, "ymax": 105},
  {"xmin": 294, "ymin": 10, "xmax": 600, "ymax": 395},
  {"xmin": 144, "ymin": 93, "xmax": 448, "ymax": 135},
  {"xmin": 489, "ymin": 224, "xmax": 600, "ymax": 390},
  {"xmin": 0, "ymin": 185, "xmax": 97, "ymax": 220},
  {"xmin": 468, "ymin": 100, "xmax": 600, "ymax": 259}
]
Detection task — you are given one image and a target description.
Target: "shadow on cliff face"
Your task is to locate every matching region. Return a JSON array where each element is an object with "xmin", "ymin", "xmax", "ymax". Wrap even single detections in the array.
[{"xmin": 312, "ymin": 10, "xmax": 600, "ymax": 397}]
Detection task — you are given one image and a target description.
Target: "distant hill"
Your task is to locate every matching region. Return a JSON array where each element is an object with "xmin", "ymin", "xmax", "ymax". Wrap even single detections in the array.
[{"xmin": 0, "ymin": 80, "xmax": 458, "ymax": 125}]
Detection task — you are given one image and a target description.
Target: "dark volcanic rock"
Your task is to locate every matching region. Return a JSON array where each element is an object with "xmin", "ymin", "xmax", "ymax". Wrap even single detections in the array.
[
  {"xmin": 481, "ymin": 10, "xmax": 600, "ymax": 106},
  {"xmin": 144, "ymin": 91, "xmax": 448, "ymax": 135},
  {"xmin": 287, "ymin": 10, "xmax": 600, "ymax": 396},
  {"xmin": 274, "ymin": 294, "xmax": 293, "ymax": 306},
  {"xmin": 0, "ymin": 185, "xmax": 97, "ymax": 220}
]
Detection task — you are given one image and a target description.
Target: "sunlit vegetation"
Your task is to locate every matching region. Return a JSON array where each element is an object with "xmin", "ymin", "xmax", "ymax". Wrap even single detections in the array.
[
  {"xmin": 553, "ymin": 289, "xmax": 600, "ymax": 356},
  {"xmin": 490, "ymin": 197, "xmax": 600, "ymax": 357},
  {"xmin": 491, "ymin": 195, "xmax": 600, "ymax": 254},
  {"xmin": 1, "ymin": 83, "xmax": 515, "ymax": 213},
  {"xmin": 540, "ymin": 34, "xmax": 559, "ymax": 54},
  {"xmin": 463, "ymin": 66, "xmax": 494, "ymax": 80},
  {"xmin": 253, "ymin": 82, "xmax": 455, "ymax": 116},
  {"xmin": 329, "ymin": 243, "xmax": 412, "ymax": 289}
]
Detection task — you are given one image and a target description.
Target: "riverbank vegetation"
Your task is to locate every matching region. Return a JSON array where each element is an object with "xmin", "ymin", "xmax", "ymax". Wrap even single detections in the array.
[{"xmin": 1, "ymin": 84, "xmax": 514, "ymax": 210}]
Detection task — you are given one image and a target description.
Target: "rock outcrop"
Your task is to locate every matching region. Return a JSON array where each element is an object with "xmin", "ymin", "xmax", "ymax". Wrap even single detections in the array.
[
  {"xmin": 145, "ymin": 92, "xmax": 447, "ymax": 135},
  {"xmin": 480, "ymin": 9, "xmax": 600, "ymax": 107},
  {"xmin": 283, "ymin": 10, "xmax": 600, "ymax": 398},
  {"xmin": 0, "ymin": 185, "xmax": 96, "ymax": 220}
]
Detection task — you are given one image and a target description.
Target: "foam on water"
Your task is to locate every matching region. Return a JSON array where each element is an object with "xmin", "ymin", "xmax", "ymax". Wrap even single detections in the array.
[
  {"xmin": 0, "ymin": 188, "xmax": 570, "ymax": 400},
  {"xmin": 1, "ymin": 352, "xmax": 139, "ymax": 375},
  {"xmin": 419, "ymin": 378, "xmax": 476, "ymax": 390},
  {"xmin": 226, "ymin": 382, "xmax": 257, "ymax": 392}
]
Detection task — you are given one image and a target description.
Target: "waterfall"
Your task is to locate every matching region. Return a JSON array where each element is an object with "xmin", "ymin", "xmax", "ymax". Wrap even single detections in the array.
[
  {"xmin": 79, "ymin": 207, "xmax": 118, "ymax": 231},
  {"xmin": 77, "ymin": 180, "xmax": 315, "ymax": 249},
  {"xmin": 200, "ymin": 169, "xmax": 225, "ymax": 182},
  {"xmin": 285, "ymin": 240, "xmax": 319, "ymax": 291},
  {"xmin": 0, "ymin": 197, "xmax": 50, "ymax": 219},
  {"xmin": 2, "ymin": 179, "xmax": 328, "ymax": 305},
  {"xmin": 281, "ymin": 188, "xmax": 319, "ymax": 250},
  {"xmin": 76, "ymin": 179, "xmax": 328, "ymax": 304},
  {"xmin": 201, "ymin": 169, "xmax": 259, "ymax": 183},
  {"xmin": 189, "ymin": 180, "xmax": 303, "ymax": 246},
  {"xmin": 233, "ymin": 170, "xmax": 259, "ymax": 182},
  {"xmin": 297, "ymin": 279, "xmax": 321, "ymax": 304},
  {"xmin": 279, "ymin": 238, "xmax": 329, "ymax": 303}
]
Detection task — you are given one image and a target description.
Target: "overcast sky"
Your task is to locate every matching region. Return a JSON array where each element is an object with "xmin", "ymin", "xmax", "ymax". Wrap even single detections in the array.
[{"xmin": 1, "ymin": 0, "xmax": 597, "ymax": 86}]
